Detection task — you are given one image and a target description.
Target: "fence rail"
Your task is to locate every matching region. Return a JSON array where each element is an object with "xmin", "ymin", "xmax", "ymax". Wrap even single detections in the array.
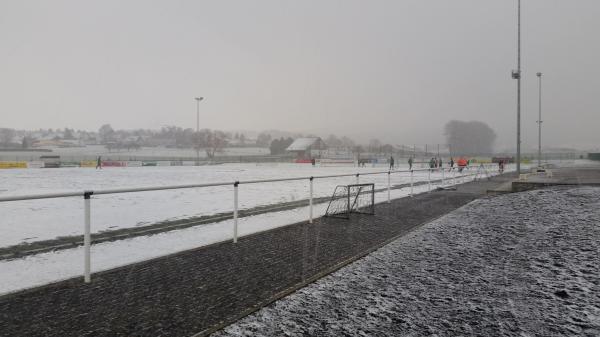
[{"xmin": 0, "ymin": 164, "xmax": 500, "ymax": 283}]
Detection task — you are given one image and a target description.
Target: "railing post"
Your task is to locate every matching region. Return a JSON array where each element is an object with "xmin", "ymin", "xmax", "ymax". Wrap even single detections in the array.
[
  {"xmin": 309, "ymin": 177, "xmax": 314, "ymax": 223},
  {"xmin": 453, "ymin": 167, "xmax": 456, "ymax": 186},
  {"xmin": 428, "ymin": 168, "xmax": 431, "ymax": 192},
  {"xmin": 410, "ymin": 170, "xmax": 414, "ymax": 197},
  {"xmin": 356, "ymin": 173, "xmax": 359, "ymax": 184},
  {"xmin": 441, "ymin": 167, "xmax": 445, "ymax": 186},
  {"xmin": 233, "ymin": 181, "xmax": 239, "ymax": 243},
  {"xmin": 387, "ymin": 171, "xmax": 391, "ymax": 203},
  {"xmin": 83, "ymin": 191, "xmax": 92, "ymax": 283}
]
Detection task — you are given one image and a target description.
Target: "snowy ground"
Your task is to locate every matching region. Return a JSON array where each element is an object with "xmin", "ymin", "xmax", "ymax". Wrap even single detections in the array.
[
  {"xmin": 214, "ymin": 186, "xmax": 600, "ymax": 337},
  {"xmin": 547, "ymin": 159, "xmax": 600, "ymax": 168},
  {"xmin": 0, "ymin": 164, "xmax": 501, "ymax": 295},
  {"xmin": 0, "ymin": 163, "xmax": 489, "ymax": 247}
]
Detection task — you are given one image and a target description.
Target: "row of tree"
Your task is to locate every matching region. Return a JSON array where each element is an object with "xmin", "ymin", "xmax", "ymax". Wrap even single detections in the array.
[{"xmin": 1, "ymin": 120, "xmax": 498, "ymax": 157}]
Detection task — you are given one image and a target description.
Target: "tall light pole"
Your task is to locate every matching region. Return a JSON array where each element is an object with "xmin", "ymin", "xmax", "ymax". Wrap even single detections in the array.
[
  {"xmin": 511, "ymin": 0, "xmax": 522, "ymax": 175},
  {"xmin": 537, "ymin": 72, "xmax": 543, "ymax": 167},
  {"xmin": 195, "ymin": 97, "xmax": 204, "ymax": 165}
]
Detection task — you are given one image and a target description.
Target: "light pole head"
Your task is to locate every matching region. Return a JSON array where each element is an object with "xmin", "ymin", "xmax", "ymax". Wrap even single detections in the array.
[
  {"xmin": 536, "ymin": 72, "xmax": 542, "ymax": 77},
  {"xmin": 195, "ymin": 97, "xmax": 204, "ymax": 102}
]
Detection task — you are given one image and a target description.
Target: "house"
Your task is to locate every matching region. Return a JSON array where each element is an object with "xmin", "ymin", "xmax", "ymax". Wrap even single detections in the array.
[{"xmin": 286, "ymin": 137, "xmax": 326, "ymax": 161}]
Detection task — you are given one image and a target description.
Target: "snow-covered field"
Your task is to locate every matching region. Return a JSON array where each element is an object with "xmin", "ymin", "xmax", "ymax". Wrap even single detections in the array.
[
  {"xmin": 0, "ymin": 163, "xmax": 484, "ymax": 247},
  {"xmin": 215, "ymin": 186, "xmax": 600, "ymax": 337},
  {"xmin": 0, "ymin": 163, "xmax": 502, "ymax": 295},
  {"xmin": 0, "ymin": 145, "xmax": 270, "ymax": 161}
]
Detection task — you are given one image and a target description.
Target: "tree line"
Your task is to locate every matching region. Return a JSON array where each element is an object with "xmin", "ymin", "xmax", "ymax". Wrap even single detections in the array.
[{"xmin": 1, "ymin": 120, "xmax": 499, "ymax": 157}]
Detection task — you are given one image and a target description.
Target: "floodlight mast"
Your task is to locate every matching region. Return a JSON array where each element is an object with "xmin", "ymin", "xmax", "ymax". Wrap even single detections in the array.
[
  {"xmin": 537, "ymin": 72, "xmax": 543, "ymax": 167},
  {"xmin": 513, "ymin": 0, "xmax": 522, "ymax": 175},
  {"xmin": 195, "ymin": 97, "xmax": 204, "ymax": 165}
]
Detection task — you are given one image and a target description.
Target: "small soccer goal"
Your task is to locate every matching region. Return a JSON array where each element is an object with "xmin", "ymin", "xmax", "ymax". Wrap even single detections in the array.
[{"xmin": 325, "ymin": 183, "xmax": 375, "ymax": 219}]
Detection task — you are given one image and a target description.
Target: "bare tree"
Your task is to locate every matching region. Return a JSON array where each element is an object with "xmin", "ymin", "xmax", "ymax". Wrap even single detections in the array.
[
  {"xmin": 98, "ymin": 124, "xmax": 115, "ymax": 144},
  {"xmin": 381, "ymin": 144, "xmax": 395, "ymax": 155},
  {"xmin": 63, "ymin": 128, "xmax": 76, "ymax": 140},
  {"xmin": 444, "ymin": 120, "xmax": 496, "ymax": 156},
  {"xmin": 0, "ymin": 128, "xmax": 16, "ymax": 147},
  {"xmin": 368, "ymin": 139, "xmax": 382, "ymax": 153},
  {"xmin": 325, "ymin": 134, "xmax": 343, "ymax": 148},
  {"xmin": 198, "ymin": 130, "xmax": 228, "ymax": 158},
  {"xmin": 256, "ymin": 133, "xmax": 272, "ymax": 147},
  {"xmin": 340, "ymin": 136, "xmax": 355, "ymax": 150},
  {"xmin": 352, "ymin": 145, "xmax": 364, "ymax": 155},
  {"xmin": 22, "ymin": 136, "xmax": 32, "ymax": 149}
]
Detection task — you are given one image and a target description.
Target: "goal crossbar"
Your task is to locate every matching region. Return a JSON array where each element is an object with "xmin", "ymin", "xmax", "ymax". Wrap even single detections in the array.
[{"xmin": 325, "ymin": 183, "xmax": 375, "ymax": 219}]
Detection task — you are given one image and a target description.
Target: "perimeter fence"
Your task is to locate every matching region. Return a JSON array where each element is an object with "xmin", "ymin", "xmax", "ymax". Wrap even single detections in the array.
[{"xmin": 0, "ymin": 164, "xmax": 500, "ymax": 284}]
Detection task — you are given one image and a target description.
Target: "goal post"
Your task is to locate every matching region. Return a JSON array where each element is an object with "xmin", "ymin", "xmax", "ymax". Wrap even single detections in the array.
[{"xmin": 325, "ymin": 183, "xmax": 375, "ymax": 218}]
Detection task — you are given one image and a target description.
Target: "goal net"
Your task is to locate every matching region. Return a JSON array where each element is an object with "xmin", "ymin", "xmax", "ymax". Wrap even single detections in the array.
[{"xmin": 325, "ymin": 183, "xmax": 375, "ymax": 218}]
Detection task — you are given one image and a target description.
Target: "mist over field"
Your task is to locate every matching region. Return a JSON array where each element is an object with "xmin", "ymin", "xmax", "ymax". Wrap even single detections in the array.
[
  {"xmin": 1, "ymin": 0, "xmax": 599, "ymax": 150},
  {"xmin": 2, "ymin": 2, "xmax": 600, "ymax": 336}
]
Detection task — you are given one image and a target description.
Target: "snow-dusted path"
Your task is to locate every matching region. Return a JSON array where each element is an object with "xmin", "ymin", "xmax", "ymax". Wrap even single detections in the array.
[{"xmin": 215, "ymin": 187, "xmax": 600, "ymax": 337}]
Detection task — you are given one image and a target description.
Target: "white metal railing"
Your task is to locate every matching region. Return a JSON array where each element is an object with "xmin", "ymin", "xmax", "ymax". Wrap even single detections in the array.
[{"xmin": 0, "ymin": 164, "xmax": 501, "ymax": 283}]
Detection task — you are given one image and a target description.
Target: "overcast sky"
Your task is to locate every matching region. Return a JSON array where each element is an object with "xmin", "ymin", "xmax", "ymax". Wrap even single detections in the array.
[{"xmin": 1, "ymin": 0, "xmax": 599, "ymax": 150}]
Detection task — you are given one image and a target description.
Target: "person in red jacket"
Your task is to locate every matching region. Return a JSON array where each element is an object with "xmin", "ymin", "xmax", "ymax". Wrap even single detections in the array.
[{"xmin": 457, "ymin": 157, "xmax": 468, "ymax": 172}]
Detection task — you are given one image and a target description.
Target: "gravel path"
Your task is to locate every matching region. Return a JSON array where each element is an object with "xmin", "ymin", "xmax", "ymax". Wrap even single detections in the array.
[{"xmin": 215, "ymin": 187, "xmax": 600, "ymax": 337}]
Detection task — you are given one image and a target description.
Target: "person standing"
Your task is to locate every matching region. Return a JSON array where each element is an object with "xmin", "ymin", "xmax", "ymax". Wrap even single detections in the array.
[
  {"xmin": 389, "ymin": 156, "xmax": 395, "ymax": 170},
  {"xmin": 449, "ymin": 157, "xmax": 454, "ymax": 168},
  {"xmin": 408, "ymin": 157, "xmax": 413, "ymax": 170},
  {"xmin": 457, "ymin": 157, "xmax": 467, "ymax": 172},
  {"xmin": 96, "ymin": 156, "xmax": 102, "ymax": 169}
]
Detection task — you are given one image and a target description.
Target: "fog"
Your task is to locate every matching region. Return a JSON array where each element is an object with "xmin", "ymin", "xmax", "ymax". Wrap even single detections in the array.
[{"xmin": 0, "ymin": 0, "xmax": 599, "ymax": 150}]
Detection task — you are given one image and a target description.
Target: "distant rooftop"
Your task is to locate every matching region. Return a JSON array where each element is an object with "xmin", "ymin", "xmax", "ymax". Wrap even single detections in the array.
[{"xmin": 286, "ymin": 137, "xmax": 323, "ymax": 152}]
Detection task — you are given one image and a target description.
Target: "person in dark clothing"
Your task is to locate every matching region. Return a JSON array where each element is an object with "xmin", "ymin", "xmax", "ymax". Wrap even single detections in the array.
[
  {"xmin": 449, "ymin": 157, "xmax": 454, "ymax": 168},
  {"xmin": 389, "ymin": 156, "xmax": 395, "ymax": 170},
  {"xmin": 96, "ymin": 156, "xmax": 102, "ymax": 169},
  {"xmin": 311, "ymin": 158, "xmax": 316, "ymax": 166},
  {"xmin": 408, "ymin": 157, "xmax": 413, "ymax": 170}
]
